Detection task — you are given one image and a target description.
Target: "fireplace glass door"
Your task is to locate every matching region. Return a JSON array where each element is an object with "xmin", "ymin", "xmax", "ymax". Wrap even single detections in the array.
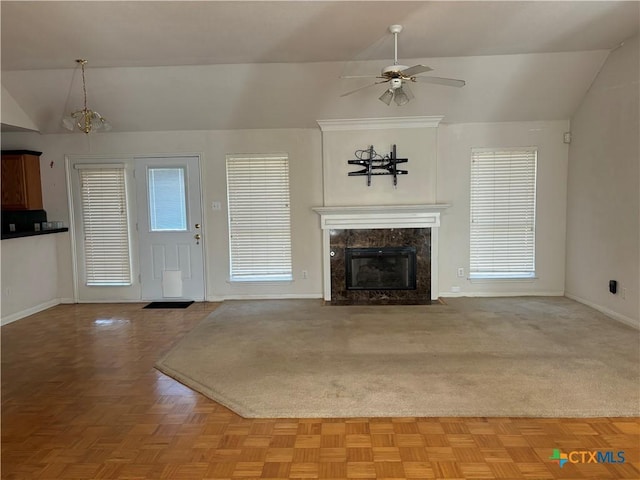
[{"xmin": 345, "ymin": 247, "xmax": 417, "ymax": 290}]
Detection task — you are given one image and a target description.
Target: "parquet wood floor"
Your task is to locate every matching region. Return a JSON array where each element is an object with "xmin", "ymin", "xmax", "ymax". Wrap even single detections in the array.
[{"xmin": 1, "ymin": 303, "xmax": 638, "ymax": 480}]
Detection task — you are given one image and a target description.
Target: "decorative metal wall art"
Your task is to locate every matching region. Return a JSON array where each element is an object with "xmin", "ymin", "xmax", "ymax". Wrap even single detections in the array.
[{"xmin": 348, "ymin": 145, "xmax": 408, "ymax": 186}]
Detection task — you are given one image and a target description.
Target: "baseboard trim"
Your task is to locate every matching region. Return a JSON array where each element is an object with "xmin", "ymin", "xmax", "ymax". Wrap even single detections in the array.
[
  {"xmin": 1, "ymin": 298, "xmax": 61, "ymax": 326},
  {"xmin": 207, "ymin": 293, "xmax": 323, "ymax": 302},
  {"xmin": 565, "ymin": 293, "xmax": 639, "ymax": 330},
  {"xmin": 440, "ymin": 291, "xmax": 565, "ymax": 298},
  {"xmin": 74, "ymin": 299, "xmax": 145, "ymax": 304}
]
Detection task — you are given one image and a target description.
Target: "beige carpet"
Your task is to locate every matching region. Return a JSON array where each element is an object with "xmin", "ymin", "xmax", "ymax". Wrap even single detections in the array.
[{"xmin": 155, "ymin": 297, "xmax": 639, "ymax": 418}]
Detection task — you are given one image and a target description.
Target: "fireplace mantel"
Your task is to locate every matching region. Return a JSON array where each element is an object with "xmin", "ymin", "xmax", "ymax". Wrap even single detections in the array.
[
  {"xmin": 313, "ymin": 204, "xmax": 449, "ymax": 301},
  {"xmin": 313, "ymin": 204, "xmax": 449, "ymax": 230}
]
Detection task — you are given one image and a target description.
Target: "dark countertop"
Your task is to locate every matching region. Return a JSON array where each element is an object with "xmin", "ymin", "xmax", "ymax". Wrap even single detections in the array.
[
  {"xmin": 1, "ymin": 150, "xmax": 43, "ymax": 156},
  {"xmin": 1, "ymin": 228, "xmax": 68, "ymax": 240}
]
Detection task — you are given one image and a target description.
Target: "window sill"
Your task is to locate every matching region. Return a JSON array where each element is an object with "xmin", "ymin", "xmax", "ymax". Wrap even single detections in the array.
[
  {"xmin": 228, "ymin": 276, "xmax": 293, "ymax": 285},
  {"xmin": 469, "ymin": 274, "xmax": 537, "ymax": 283}
]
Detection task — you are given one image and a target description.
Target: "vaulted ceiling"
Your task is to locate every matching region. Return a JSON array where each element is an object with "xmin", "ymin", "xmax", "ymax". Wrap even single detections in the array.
[{"xmin": 2, "ymin": 1, "xmax": 638, "ymax": 133}]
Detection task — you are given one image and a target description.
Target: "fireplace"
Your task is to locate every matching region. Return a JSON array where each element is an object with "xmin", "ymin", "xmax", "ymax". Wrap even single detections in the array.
[
  {"xmin": 328, "ymin": 228, "xmax": 430, "ymax": 305},
  {"xmin": 313, "ymin": 204, "xmax": 448, "ymax": 305},
  {"xmin": 346, "ymin": 247, "xmax": 417, "ymax": 290}
]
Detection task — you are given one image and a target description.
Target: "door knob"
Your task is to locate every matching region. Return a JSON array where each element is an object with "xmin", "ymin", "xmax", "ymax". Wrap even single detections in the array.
[
  {"xmin": 194, "ymin": 233, "xmax": 201, "ymax": 245},
  {"xmin": 195, "ymin": 223, "xmax": 201, "ymax": 229}
]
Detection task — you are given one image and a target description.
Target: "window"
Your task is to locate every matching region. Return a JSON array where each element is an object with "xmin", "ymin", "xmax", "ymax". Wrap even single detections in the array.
[
  {"xmin": 226, "ymin": 154, "xmax": 292, "ymax": 281},
  {"xmin": 77, "ymin": 164, "xmax": 132, "ymax": 286},
  {"xmin": 148, "ymin": 167, "xmax": 187, "ymax": 231},
  {"xmin": 470, "ymin": 148, "xmax": 537, "ymax": 279}
]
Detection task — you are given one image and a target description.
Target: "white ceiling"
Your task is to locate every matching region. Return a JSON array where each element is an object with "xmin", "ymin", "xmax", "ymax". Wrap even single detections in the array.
[{"xmin": 1, "ymin": 1, "xmax": 638, "ymax": 133}]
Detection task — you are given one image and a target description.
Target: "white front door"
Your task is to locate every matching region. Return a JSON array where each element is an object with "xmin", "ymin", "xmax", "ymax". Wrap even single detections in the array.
[{"xmin": 135, "ymin": 156, "xmax": 205, "ymax": 301}]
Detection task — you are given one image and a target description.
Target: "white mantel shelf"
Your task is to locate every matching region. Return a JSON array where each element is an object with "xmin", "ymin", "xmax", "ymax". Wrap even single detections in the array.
[
  {"xmin": 316, "ymin": 116, "xmax": 444, "ymax": 131},
  {"xmin": 312, "ymin": 204, "xmax": 450, "ymax": 214},
  {"xmin": 313, "ymin": 204, "xmax": 449, "ymax": 301},
  {"xmin": 312, "ymin": 204, "xmax": 450, "ymax": 230}
]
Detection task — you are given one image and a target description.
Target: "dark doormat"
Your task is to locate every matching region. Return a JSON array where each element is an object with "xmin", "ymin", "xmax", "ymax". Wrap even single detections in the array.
[{"xmin": 144, "ymin": 301, "xmax": 194, "ymax": 309}]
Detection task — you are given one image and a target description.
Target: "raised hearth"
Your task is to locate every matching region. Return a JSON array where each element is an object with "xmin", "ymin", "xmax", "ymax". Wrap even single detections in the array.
[{"xmin": 313, "ymin": 205, "xmax": 448, "ymax": 304}]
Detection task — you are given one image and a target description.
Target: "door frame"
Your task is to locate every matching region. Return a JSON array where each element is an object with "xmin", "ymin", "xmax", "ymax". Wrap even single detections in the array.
[
  {"xmin": 65, "ymin": 152, "xmax": 207, "ymax": 303},
  {"xmin": 134, "ymin": 154, "xmax": 207, "ymax": 301}
]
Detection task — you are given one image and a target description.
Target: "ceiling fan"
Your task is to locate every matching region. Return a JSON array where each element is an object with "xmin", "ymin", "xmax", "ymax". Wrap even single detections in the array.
[{"xmin": 341, "ymin": 24, "xmax": 466, "ymax": 105}]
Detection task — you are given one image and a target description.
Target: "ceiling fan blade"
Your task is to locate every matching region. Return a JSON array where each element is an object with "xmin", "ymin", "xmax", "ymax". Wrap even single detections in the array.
[
  {"xmin": 340, "ymin": 80, "xmax": 388, "ymax": 97},
  {"xmin": 341, "ymin": 74, "xmax": 382, "ymax": 79},
  {"xmin": 414, "ymin": 76, "xmax": 466, "ymax": 88},
  {"xmin": 400, "ymin": 64, "xmax": 432, "ymax": 77}
]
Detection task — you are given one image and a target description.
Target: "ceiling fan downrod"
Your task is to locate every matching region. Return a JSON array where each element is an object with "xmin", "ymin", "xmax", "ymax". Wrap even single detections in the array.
[{"xmin": 389, "ymin": 24, "xmax": 403, "ymax": 66}]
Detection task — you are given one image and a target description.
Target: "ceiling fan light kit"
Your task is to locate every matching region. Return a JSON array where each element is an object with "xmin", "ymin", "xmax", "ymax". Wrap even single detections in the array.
[
  {"xmin": 341, "ymin": 24, "xmax": 466, "ymax": 105},
  {"xmin": 393, "ymin": 87, "xmax": 410, "ymax": 106},
  {"xmin": 62, "ymin": 59, "xmax": 112, "ymax": 134},
  {"xmin": 379, "ymin": 89, "xmax": 394, "ymax": 105}
]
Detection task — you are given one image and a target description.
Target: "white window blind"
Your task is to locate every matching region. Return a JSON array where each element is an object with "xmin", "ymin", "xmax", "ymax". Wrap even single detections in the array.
[
  {"xmin": 78, "ymin": 165, "xmax": 132, "ymax": 286},
  {"xmin": 470, "ymin": 148, "xmax": 537, "ymax": 278},
  {"xmin": 226, "ymin": 155, "xmax": 292, "ymax": 281}
]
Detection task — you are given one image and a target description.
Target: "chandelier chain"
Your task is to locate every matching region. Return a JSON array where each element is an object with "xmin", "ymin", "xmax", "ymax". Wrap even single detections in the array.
[{"xmin": 80, "ymin": 60, "xmax": 88, "ymax": 112}]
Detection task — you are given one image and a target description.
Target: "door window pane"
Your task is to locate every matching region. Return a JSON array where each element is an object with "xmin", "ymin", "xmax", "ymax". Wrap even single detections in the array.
[{"xmin": 148, "ymin": 167, "xmax": 187, "ymax": 231}]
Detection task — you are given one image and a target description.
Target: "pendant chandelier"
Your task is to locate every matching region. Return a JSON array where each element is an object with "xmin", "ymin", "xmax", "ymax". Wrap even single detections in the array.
[{"xmin": 62, "ymin": 59, "xmax": 111, "ymax": 134}]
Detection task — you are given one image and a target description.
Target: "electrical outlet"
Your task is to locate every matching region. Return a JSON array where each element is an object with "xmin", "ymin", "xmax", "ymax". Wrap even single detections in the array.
[
  {"xmin": 211, "ymin": 201, "xmax": 222, "ymax": 211},
  {"xmin": 302, "ymin": 270, "xmax": 308, "ymax": 279},
  {"xmin": 457, "ymin": 267, "xmax": 465, "ymax": 278},
  {"xmin": 621, "ymin": 287, "xmax": 627, "ymax": 300},
  {"xmin": 451, "ymin": 286, "xmax": 461, "ymax": 293}
]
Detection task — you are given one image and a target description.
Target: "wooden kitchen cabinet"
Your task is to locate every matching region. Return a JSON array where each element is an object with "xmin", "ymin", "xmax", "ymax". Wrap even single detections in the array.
[{"xmin": 1, "ymin": 150, "xmax": 43, "ymax": 210}]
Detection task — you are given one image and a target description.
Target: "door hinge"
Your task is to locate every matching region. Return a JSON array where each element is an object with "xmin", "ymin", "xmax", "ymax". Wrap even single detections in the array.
[{"xmin": 138, "ymin": 274, "xmax": 141, "ymax": 283}]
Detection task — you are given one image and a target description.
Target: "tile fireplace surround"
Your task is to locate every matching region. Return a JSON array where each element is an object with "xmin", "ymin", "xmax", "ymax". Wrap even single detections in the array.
[{"xmin": 313, "ymin": 205, "xmax": 449, "ymax": 304}]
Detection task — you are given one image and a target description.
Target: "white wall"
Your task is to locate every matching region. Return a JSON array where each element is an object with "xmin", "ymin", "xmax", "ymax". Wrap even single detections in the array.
[
  {"xmin": 565, "ymin": 35, "xmax": 639, "ymax": 328},
  {"xmin": 1, "ymin": 85, "xmax": 39, "ymax": 132},
  {"xmin": 321, "ymin": 126, "xmax": 438, "ymax": 206},
  {"xmin": 1, "ymin": 128, "xmax": 324, "ymax": 302},
  {"xmin": 437, "ymin": 120, "xmax": 569, "ymax": 297},
  {"xmin": 316, "ymin": 118, "xmax": 570, "ymax": 298},
  {"xmin": 3, "ymin": 119, "xmax": 571, "ymax": 305},
  {"xmin": 3, "ymin": 50, "xmax": 610, "ymax": 133},
  {"xmin": 1, "ymin": 234, "xmax": 60, "ymax": 324}
]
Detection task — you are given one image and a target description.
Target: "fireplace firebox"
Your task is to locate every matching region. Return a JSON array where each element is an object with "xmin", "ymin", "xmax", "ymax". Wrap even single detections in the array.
[{"xmin": 345, "ymin": 247, "xmax": 417, "ymax": 290}]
